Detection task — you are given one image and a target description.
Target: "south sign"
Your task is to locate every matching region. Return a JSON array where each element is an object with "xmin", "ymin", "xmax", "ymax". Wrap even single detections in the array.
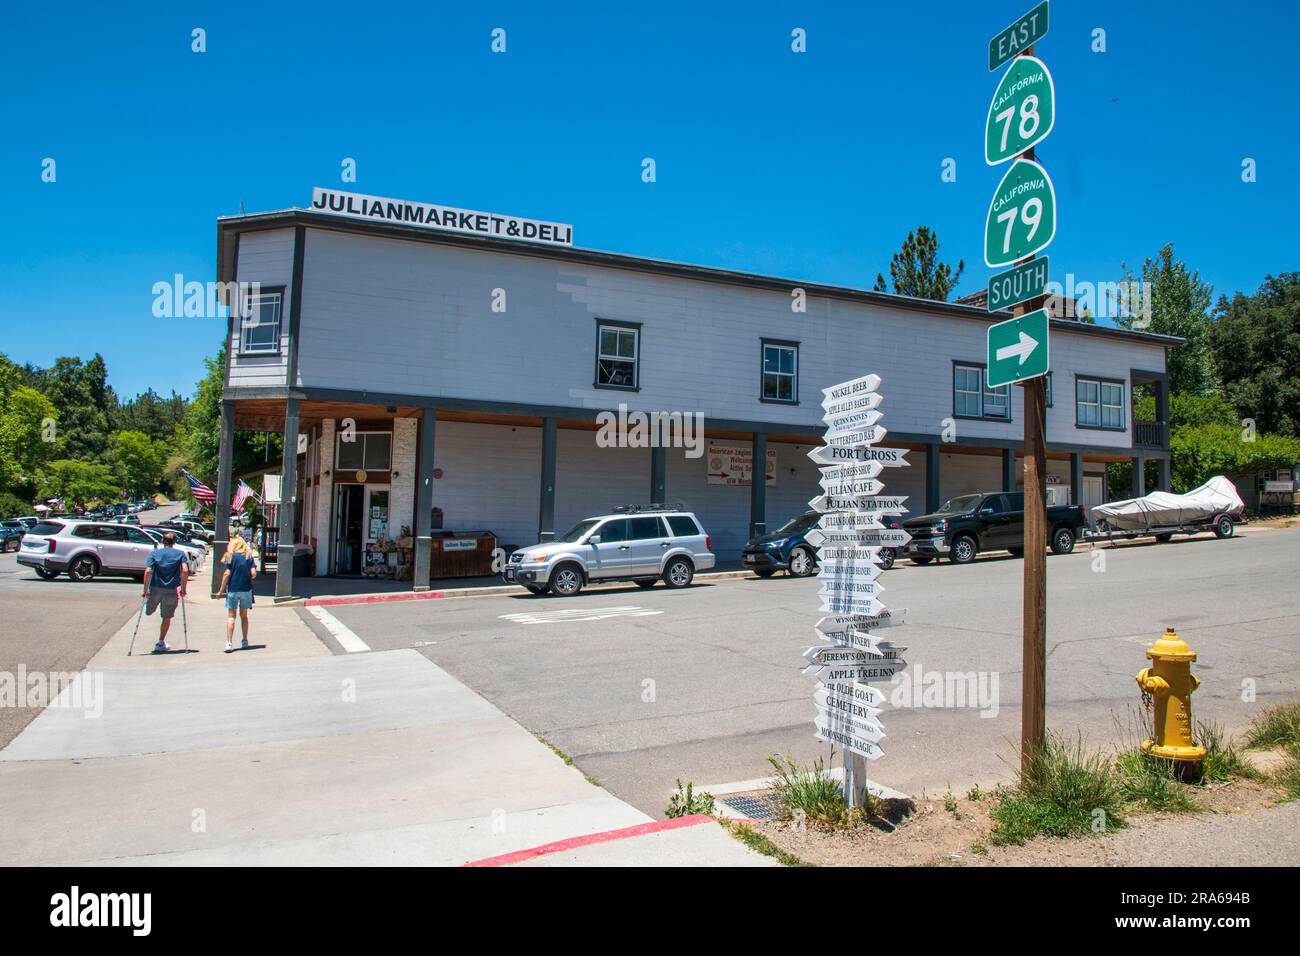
[
  {"xmin": 984, "ymin": 158, "xmax": 1057, "ymax": 268},
  {"xmin": 985, "ymin": 55, "xmax": 1055, "ymax": 165}
]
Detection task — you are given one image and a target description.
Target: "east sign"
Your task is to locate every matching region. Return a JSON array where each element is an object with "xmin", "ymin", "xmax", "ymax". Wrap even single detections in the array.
[
  {"xmin": 984, "ymin": 158, "xmax": 1056, "ymax": 268},
  {"xmin": 985, "ymin": 55, "xmax": 1054, "ymax": 165},
  {"xmin": 988, "ymin": 1, "xmax": 1049, "ymax": 72}
]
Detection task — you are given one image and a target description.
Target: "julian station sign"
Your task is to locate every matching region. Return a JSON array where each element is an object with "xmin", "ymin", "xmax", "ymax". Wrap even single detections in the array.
[{"xmin": 309, "ymin": 188, "xmax": 575, "ymax": 247}]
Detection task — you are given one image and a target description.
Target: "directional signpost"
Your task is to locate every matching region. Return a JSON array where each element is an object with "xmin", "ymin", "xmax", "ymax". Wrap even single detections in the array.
[
  {"xmin": 984, "ymin": 2, "xmax": 1053, "ymax": 772},
  {"xmin": 805, "ymin": 375, "xmax": 910, "ymax": 806}
]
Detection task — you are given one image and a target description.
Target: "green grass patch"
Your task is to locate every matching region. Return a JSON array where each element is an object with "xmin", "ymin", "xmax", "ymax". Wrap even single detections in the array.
[
  {"xmin": 1197, "ymin": 720, "xmax": 1259, "ymax": 783},
  {"xmin": 665, "ymin": 779, "xmax": 715, "ymax": 818},
  {"xmin": 1115, "ymin": 749, "xmax": 1200, "ymax": 813},
  {"xmin": 718, "ymin": 820, "xmax": 812, "ymax": 867},
  {"xmin": 1244, "ymin": 702, "xmax": 1300, "ymax": 750},
  {"xmin": 766, "ymin": 752, "xmax": 878, "ymax": 830},
  {"xmin": 1275, "ymin": 746, "xmax": 1300, "ymax": 801},
  {"xmin": 988, "ymin": 734, "xmax": 1126, "ymax": 846}
]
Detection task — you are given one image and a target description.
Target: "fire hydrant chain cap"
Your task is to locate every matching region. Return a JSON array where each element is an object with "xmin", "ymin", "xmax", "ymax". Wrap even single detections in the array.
[{"xmin": 1147, "ymin": 627, "xmax": 1197, "ymax": 662}]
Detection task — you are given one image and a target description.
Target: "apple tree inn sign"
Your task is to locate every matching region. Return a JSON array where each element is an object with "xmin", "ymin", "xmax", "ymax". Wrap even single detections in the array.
[{"xmin": 310, "ymin": 188, "xmax": 574, "ymax": 247}]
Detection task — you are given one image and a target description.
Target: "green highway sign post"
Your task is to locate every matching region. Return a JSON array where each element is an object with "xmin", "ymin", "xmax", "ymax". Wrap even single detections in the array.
[
  {"xmin": 989, "ymin": 0, "xmax": 1049, "ymax": 71},
  {"xmin": 986, "ymin": 308, "xmax": 1049, "ymax": 388},
  {"xmin": 988, "ymin": 256, "xmax": 1049, "ymax": 312},
  {"xmin": 986, "ymin": 55, "xmax": 1055, "ymax": 165},
  {"xmin": 984, "ymin": 158, "xmax": 1056, "ymax": 267}
]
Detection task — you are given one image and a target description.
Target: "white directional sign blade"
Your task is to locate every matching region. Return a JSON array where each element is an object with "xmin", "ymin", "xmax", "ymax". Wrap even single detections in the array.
[
  {"xmin": 818, "ymin": 594, "xmax": 883, "ymax": 617},
  {"xmin": 825, "ymin": 424, "xmax": 887, "ymax": 448},
  {"xmin": 822, "ymin": 391, "xmax": 884, "ymax": 417},
  {"xmin": 803, "ymin": 658, "xmax": 907, "ymax": 684},
  {"xmin": 815, "ymin": 713, "xmax": 885, "ymax": 743},
  {"xmin": 818, "ymin": 476, "xmax": 885, "ymax": 498},
  {"xmin": 818, "ymin": 560, "xmax": 883, "ymax": 580},
  {"xmin": 823, "ymin": 410, "xmax": 884, "ymax": 437},
  {"xmin": 804, "ymin": 645, "xmax": 884, "ymax": 667},
  {"xmin": 818, "ymin": 578, "xmax": 884, "ymax": 598},
  {"xmin": 817, "ymin": 629, "xmax": 884, "ymax": 653},
  {"xmin": 818, "ymin": 512, "xmax": 884, "ymax": 532},
  {"xmin": 814, "ymin": 609, "xmax": 907, "ymax": 638},
  {"xmin": 855, "ymin": 528, "xmax": 912, "ymax": 548},
  {"xmin": 815, "ymin": 680, "xmax": 886, "ymax": 708},
  {"xmin": 821, "ymin": 374, "xmax": 881, "ymax": 404},
  {"xmin": 995, "ymin": 329, "xmax": 1040, "ymax": 366},
  {"xmin": 815, "ymin": 545, "xmax": 882, "ymax": 562},
  {"xmin": 807, "ymin": 444, "xmax": 910, "ymax": 467},
  {"xmin": 818, "ymin": 460, "xmax": 884, "ymax": 483},
  {"xmin": 853, "ymin": 496, "xmax": 909, "ymax": 516},
  {"xmin": 815, "ymin": 725, "xmax": 886, "ymax": 760}
]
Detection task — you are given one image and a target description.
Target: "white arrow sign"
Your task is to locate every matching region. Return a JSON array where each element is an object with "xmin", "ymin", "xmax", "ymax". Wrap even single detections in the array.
[
  {"xmin": 815, "ymin": 544, "xmax": 882, "ymax": 561},
  {"xmin": 814, "ymin": 609, "xmax": 907, "ymax": 638},
  {"xmin": 818, "ymin": 460, "xmax": 884, "ymax": 483},
  {"xmin": 996, "ymin": 330, "xmax": 1040, "ymax": 365},
  {"xmin": 825, "ymin": 424, "xmax": 888, "ymax": 448},
  {"xmin": 818, "ymin": 578, "xmax": 884, "ymax": 598},
  {"xmin": 855, "ymin": 528, "xmax": 912, "ymax": 548},
  {"xmin": 852, "ymin": 496, "xmax": 909, "ymax": 515},
  {"xmin": 805, "ymin": 528, "xmax": 876, "ymax": 549},
  {"xmin": 818, "ymin": 594, "xmax": 883, "ymax": 617},
  {"xmin": 803, "ymin": 659, "xmax": 907, "ymax": 684},
  {"xmin": 822, "ymin": 392, "xmax": 884, "ymax": 418},
  {"xmin": 807, "ymin": 445, "xmax": 911, "ymax": 467},
  {"xmin": 815, "ymin": 712, "xmax": 885, "ymax": 743},
  {"xmin": 818, "ymin": 512, "xmax": 884, "ymax": 532},
  {"xmin": 815, "ymin": 681, "xmax": 886, "ymax": 708},
  {"xmin": 818, "ymin": 477, "xmax": 885, "ymax": 498},
  {"xmin": 804, "ymin": 645, "xmax": 884, "ymax": 667},
  {"xmin": 821, "ymin": 374, "xmax": 881, "ymax": 404},
  {"xmin": 813, "ymin": 629, "xmax": 884, "ymax": 653},
  {"xmin": 814, "ymin": 723, "xmax": 887, "ymax": 759},
  {"xmin": 823, "ymin": 410, "xmax": 884, "ymax": 438},
  {"xmin": 818, "ymin": 560, "xmax": 883, "ymax": 580}
]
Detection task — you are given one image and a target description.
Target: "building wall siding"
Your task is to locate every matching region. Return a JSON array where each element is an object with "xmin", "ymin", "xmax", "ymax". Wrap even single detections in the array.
[
  {"xmin": 229, "ymin": 228, "xmax": 295, "ymax": 389},
  {"xmin": 275, "ymin": 228, "xmax": 1167, "ymax": 450}
]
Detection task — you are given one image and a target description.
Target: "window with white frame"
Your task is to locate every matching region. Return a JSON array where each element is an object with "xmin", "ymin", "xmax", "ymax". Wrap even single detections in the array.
[
  {"xmin": 761, "ymin": 341, "xmax": 798, "ymax": 402},
  {"xmin": 954, "ymin": 364, "xmax": 1009, "ymax": 420},
  {"xmin": 239, "ymin": 291, "xmax": 283, "ymax": 353},
  {"xmin": 983, "ymin": 376, "xmax": 1011, "ymax": 420},
  {"xmin": 596, "ymin": 323, "xmax": 639, "ymax": 389},
  {"xmin": 335, "ymin": 431, "xmax": 392, "ymax": 471},
  {"xmin": 1076, "ymin": 378, "xmax": 1125, "ymax": 429}
]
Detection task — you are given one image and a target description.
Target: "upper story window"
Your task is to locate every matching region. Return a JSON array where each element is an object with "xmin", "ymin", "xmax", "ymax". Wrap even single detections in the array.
[
  {"xmin": 595, "ymin": 321, "xmax": 639, "ymax": 390},
  {"xmin": 1045, "ymin": 372, "xmax": 1054, "ymax": 408},
  {"xmin": 954, "ymin": 363, "xmax": 1011, "ymax": 421},
  {"xmin": 1076, "ymin": 377, "xmax": 1125, "ymax": 430},
  {"xmin": 239, "ymin": 290, "xmax": 283, "ymax": 354},
  {"xmin": 761, "ymin": 340, "xmax": 798, "ymax": 403},
  {"xmin": 336, "ymin": 431, "xmax": 392, "ymax": 471}
]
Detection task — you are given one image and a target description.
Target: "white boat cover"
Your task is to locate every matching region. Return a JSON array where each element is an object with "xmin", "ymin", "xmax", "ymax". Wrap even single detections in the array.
[{"xmin": 1091, "ymin": 476, "xmax": 1244, "ymax": 531}]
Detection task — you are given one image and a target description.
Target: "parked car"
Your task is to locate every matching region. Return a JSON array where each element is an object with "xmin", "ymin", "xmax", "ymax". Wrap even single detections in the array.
[
  {"xmin": 741, "ymin": 511, "xmax": 906, "ymax": 577},
  {"xmin": 0, "ymin": 520, "xmax": 25, "ymax": 553},
  {"xmin": 903, "ymin": 492, "xmax": 1087, "ymax": 565},
  {"xmin": 138, "ymin": 526, "xmax": 205, "ymax": 572},
  {"xmin": 16, "ymin": 516, "xmax": 40, "ymax": 530},
  {"xmin": 504, "ymin": 507, "xmax": 715, "ymax": 596},
  {"xmin": 17, "ymin": 519, "xmax": 165, "ymax": 581}
]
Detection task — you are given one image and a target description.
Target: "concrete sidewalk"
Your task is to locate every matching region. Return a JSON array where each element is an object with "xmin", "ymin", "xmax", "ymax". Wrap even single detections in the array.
[{"xmin": 0, "ymin": 593, "xmax": 769, "ymax": 866}]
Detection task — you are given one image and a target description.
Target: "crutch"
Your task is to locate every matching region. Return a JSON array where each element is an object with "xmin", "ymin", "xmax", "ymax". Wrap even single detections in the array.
[
  {"xmin": 179, "ymin": 588, "xmax": 190, "ymax": 652},
  {"xmin": 126, "ymin": 594, "xmax": 148, "ymax": 656}
]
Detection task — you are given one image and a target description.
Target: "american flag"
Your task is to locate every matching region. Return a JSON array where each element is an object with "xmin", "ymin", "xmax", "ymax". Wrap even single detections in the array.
[
  {"xmin": 232, "ymin": 479, "xmax": 259, "ymax": 513},
  {"xmin": 183, "ymin": 469, "xmax": 217, "ymax": 505}
]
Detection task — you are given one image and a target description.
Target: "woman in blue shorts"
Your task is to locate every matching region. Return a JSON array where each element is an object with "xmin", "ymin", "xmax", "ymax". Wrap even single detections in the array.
[{"xmin": 215, "ymin": 535, "xmax": 259, "ymax": 652}]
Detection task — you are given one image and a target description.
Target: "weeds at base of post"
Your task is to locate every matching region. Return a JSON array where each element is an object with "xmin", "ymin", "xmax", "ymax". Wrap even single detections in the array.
[{"xmin": 766, "ymin": 752, "xmax": 883, "ymax": 831}]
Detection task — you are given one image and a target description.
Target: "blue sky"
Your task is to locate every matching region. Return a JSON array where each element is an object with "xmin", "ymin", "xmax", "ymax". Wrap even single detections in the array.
[{"xmin": 2, "ymin": 0, "xmax": 1296, "ymax": 400}]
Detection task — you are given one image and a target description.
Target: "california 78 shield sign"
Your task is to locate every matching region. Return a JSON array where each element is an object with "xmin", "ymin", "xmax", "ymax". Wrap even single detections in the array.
[
  {"xmin": 985, "ymin": 55, "xmax": 1054, "ymax": 165},
  {"xmin": 984, "ymin": 158, "xmax": 1056, "ymax": 268}
]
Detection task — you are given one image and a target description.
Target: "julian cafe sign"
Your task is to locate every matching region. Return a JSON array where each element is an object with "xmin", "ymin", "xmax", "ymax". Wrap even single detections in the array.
[{"xmin": 310, "ymin": 187, "xmax": 574, "ymax": 247}]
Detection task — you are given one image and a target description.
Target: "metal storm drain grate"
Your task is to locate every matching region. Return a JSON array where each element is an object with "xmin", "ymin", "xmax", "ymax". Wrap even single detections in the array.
[{"xmin": 720, "ymin": 795, "xmax": 779, "ymax": 820}]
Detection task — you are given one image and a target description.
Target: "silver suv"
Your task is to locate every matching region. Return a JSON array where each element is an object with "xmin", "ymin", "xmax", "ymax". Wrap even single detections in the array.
[
  {"xmin": 17, "ymin": 519, "xmax": 202, "ymax": 582},
  {"xmin": 505, "ymin": 507, "xmax": 715, "ymax": 596}
]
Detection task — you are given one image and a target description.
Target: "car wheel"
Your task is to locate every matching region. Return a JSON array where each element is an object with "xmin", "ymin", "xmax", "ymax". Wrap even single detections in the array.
[
  {"xmin": 663, "ymin": 556, "xmax": 694, "ymax": 589},
  {"xmin": 878, "ymin": 548, "xmax": 895, "ymax": 571},
  {"xmin": 548, "ymin": 563, "xmax": 583, "ymax": 597},
  {"xmin": 1051, "ymin": 527, "xmax": 1076, "ymax": 554},
  {"xmin": 754, "ymin": 569, "xmax": 777, "ymax": 578},
  {"xmin": 950, "ymin": 535, "xmax": 977, "ymax": 564},
  {"xmin": 787, "ymin": 546, "xmax": 816, "ymax": 577},
  {"xmin": 910, "ymin": 556, "xmax": 933, "ymax": 565},
  {"xmin": 1214, "ymin": 516, "xmax": 1234, "ymax": 539},
  {"xmin": 69, "ymin": 555, "xmax": 99, "ymax": 582},
  {"xmin": 34, "ymin": 566, "xmax": 59, "ymax": 580}
]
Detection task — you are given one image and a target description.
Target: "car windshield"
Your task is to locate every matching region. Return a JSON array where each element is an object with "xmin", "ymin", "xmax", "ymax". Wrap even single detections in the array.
[
  {"xmin": 933, "ymin": 494, "xmax": 984, "ymax": 515},
  {"xmin": 557, "ymin": 519, "xmax": 600, "ymax": 543},
  {"xmin": 775, "ymin": 513, "xmax": 818, "ymax": 535}
]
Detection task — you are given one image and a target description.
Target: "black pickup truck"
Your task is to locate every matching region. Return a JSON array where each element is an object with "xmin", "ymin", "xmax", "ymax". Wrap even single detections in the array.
[{"xmin": 902, "ymin": 492, "xmax": 1087, "ymax": 565}]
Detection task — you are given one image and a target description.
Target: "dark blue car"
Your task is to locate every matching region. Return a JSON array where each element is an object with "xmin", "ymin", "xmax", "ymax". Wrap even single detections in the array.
[
  {"xmin": 0, "ymin": 520, "xmax": 25, "ymax": 553},
  {"xmin": 741, "ymin": 511, "xmax": 901, "ymax": 577}
]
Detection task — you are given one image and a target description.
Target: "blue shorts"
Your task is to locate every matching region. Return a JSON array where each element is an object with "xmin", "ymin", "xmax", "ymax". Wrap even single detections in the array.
[{"xmin": 225, "ymin": 590, "xmax": 253, "ymax": 610}]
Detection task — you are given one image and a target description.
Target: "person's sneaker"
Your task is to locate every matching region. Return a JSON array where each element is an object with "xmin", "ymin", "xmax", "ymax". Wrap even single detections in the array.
[
  {"xmin": 153, "ymin": 640, "xmax": 171, "ymax": 653},
  {"xmin": 225, "ymin": 641, "xmax": 234, "ymax": 652},
  {"xmin": 241, "ymin": 638, "xmax": 249, "ymax": 649}
]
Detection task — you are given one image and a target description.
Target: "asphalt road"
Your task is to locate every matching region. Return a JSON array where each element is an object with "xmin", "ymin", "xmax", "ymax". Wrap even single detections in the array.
[
  {"xmin": 323, "ymin": 527, "xmax": 1300, "ymax": 816},
  {"xmin": 0, "ymin": 502, "xmax": 189, "ymax": 747}
]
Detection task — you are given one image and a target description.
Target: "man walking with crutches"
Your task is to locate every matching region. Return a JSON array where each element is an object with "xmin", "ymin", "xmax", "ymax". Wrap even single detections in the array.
[{"xmin": 142, "ymin": 531, "xmax": 189, "ymax": 653}]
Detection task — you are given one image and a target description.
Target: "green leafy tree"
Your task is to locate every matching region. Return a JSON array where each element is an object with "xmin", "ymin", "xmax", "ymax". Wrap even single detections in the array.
[
  {"xmin": 873, "ymin": 227, "xmax": 964, "ymax": 301},
  {"xmin": 38, "ymin": 459, "xmax": 120, "ymax": 509},
  {"xmin": 1116, "ymin": 244, "xmax": 1215, "ymax": 396},
  {"xmin": 1169, "ymin": 425, "xmax": 1300, "ymax": 494},
  {"xmin": 113, "ymin": 430, "xmax": 167, "ymax": 498},
  {"xmin": 37, "ymin": 355, "xmax": 114, "ymax": 461},
  {"xmin": 0, "ymin": 385, "xmax": 60, "ymax": 493},
  {"xmin": 1207, "ymin": 272, "xmax": 1300, "ymax": 437}
]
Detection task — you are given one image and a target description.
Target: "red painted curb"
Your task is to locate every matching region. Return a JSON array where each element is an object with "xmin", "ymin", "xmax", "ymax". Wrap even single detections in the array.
[
  {"xmin": 463, "ymin": 814, "xmax": 715, "ymax": 867},
  {"xmin": 305, "ymin": 590, "xmax": 449, "ymax": 607}
]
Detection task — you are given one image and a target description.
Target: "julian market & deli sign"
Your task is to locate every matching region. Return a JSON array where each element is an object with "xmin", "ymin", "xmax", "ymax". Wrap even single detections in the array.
[{"xmin": 310, "ymin": 188, "xmax": 574, "ymax": 247}]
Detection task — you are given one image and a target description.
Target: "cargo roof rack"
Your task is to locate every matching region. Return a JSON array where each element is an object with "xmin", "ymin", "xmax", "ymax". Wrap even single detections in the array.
[{"xmin": 611, "ymin": 502, "xmax": 686, "ymax": 514}]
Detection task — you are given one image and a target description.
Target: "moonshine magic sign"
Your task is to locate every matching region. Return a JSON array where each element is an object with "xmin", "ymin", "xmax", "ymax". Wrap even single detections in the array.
[{"xmin": 310, "ymin": 188, "xmax": 574, "ymax": 247}]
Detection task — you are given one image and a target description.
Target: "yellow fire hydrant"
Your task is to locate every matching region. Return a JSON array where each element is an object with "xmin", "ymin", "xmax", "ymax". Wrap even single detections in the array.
[{"xmin": 1135, "ymin": 628, "xmax": 1206, "ymax": 762}]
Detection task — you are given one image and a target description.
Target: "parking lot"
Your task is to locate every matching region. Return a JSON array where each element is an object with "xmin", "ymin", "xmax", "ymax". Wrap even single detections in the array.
[{"xmin": 308, "ymin": 527, "xmax": 1300, "ymax": 815}]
